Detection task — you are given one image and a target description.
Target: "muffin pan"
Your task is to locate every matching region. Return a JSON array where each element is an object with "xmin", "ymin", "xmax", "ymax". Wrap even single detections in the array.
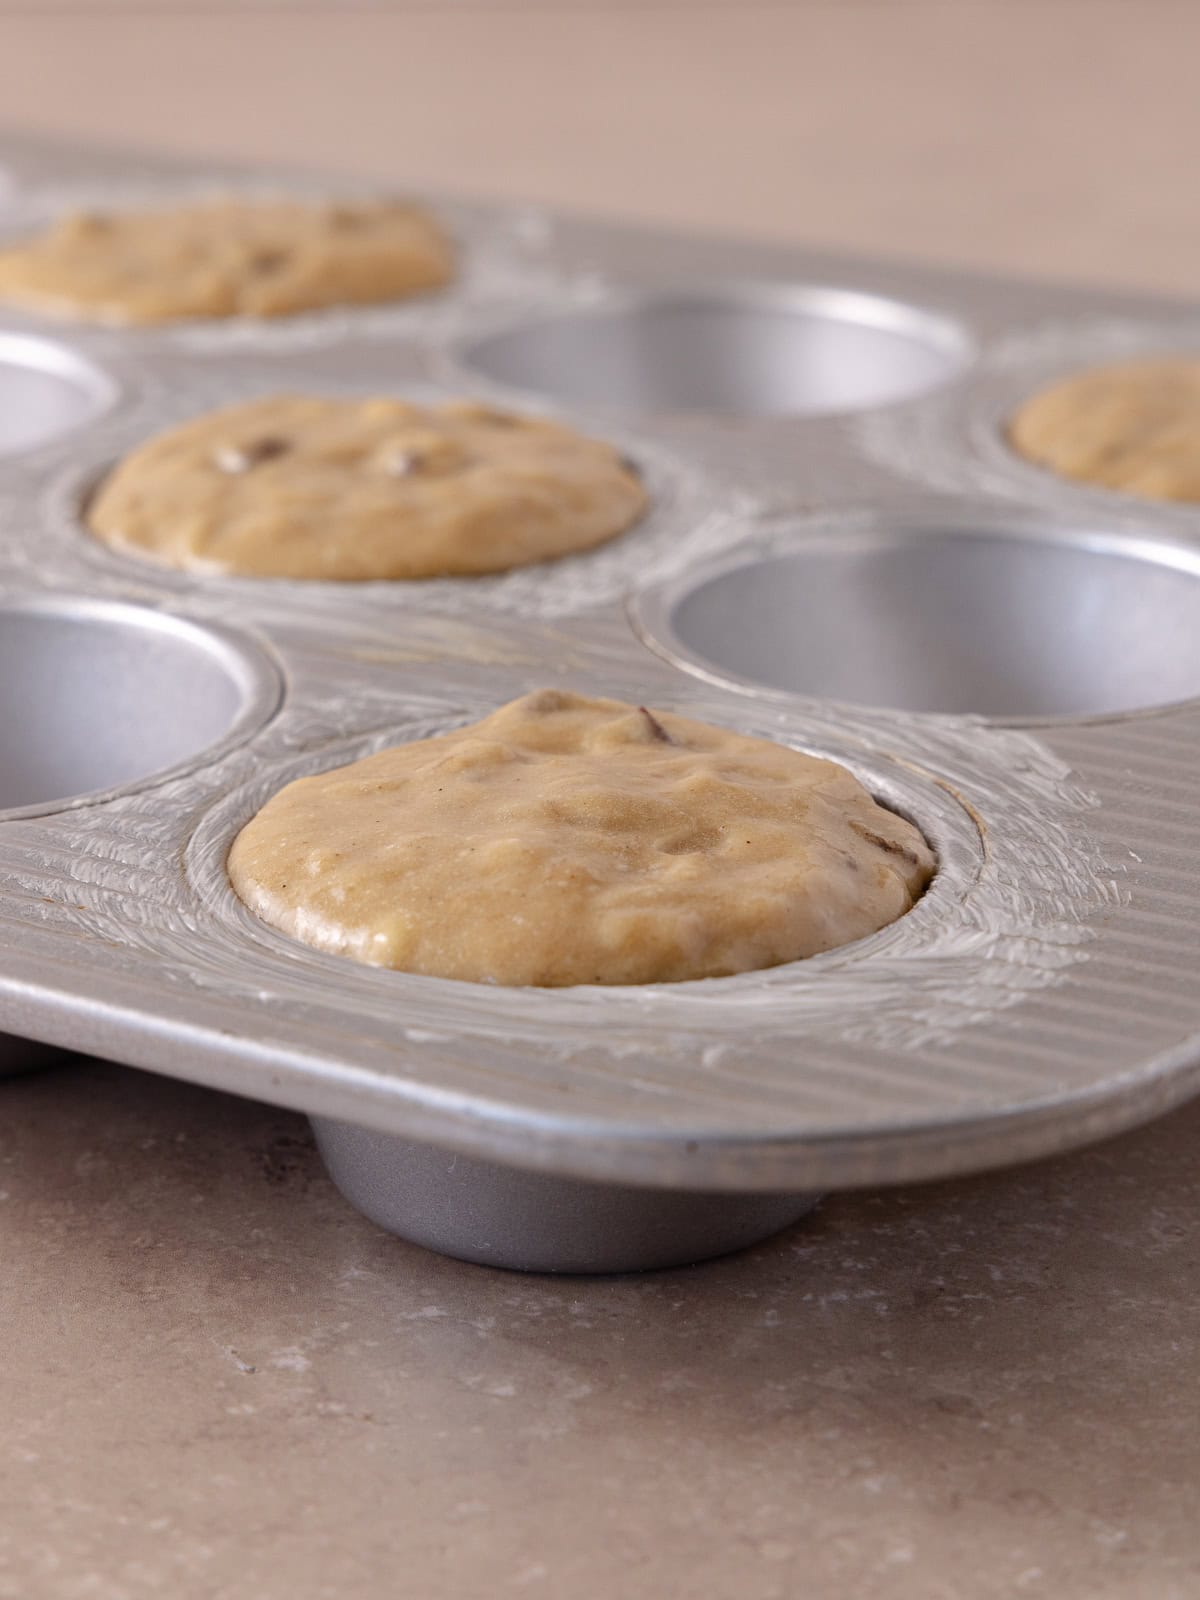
[
  {"xmin": 2, "ymin": 133, "xmax": 1200, "ymax": 1272},
  {"xmin": 632, "ymin": 510, "xmax": 1200, "ymax": 719},
  {"xmin": 0, "ymin": 332, "xmax": 115, "ymax": 456},
  {"xmin": 459, "ymin": 284, "xmax": 971, "ymax": 417},
  {"xmin": 0, "ymin": 595, "xmax": 280, "ymax": 815}
]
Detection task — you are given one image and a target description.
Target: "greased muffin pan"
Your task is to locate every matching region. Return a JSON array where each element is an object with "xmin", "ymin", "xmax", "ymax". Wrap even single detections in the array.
[{"xmin": 3, "ymin": 133, "xmax": 1200, "ymax": 1272}]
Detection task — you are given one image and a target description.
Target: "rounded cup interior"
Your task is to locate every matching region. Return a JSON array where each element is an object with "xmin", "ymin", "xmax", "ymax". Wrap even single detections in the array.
[
  {"xmin": 461, "ymin": 290, "xmax": 969, "ymax": 417},
  {"xmin": 655, "ymin": 526, "xmax": 1200, "ymax": 719},
  {"xmin": 0, "ymin": 599, "xmax": 273, "ymax": 813},
  {"xmin": 0, "ymin": 334, "xmax": 115, "ymax": 456}
]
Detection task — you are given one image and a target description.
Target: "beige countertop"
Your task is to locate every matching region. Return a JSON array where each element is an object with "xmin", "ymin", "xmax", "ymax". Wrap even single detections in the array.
[
  {"xmin": 1, "ymin": 5, "xmax": 1199, "ymax": 1597},
  {"xmin": 5, "ymin": 1063, "xmax": 1199, "ymax": 1599}
]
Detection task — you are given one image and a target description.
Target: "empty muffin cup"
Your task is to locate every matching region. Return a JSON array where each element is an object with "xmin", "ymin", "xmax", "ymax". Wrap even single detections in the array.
[
  {"xmin": 0, "ymin": 596, "xmax": 281, "ymax": 816},
  {"xmin": 0, "ymin": 333, "xmax": 115, "ymax": 456},
  {"xmin": 633, "ymin": 519, "xmax": 1200, "ymax": 720},
  {"xmin": 459, "ymin": 287, "xmax": 971, "ymax": 418}
]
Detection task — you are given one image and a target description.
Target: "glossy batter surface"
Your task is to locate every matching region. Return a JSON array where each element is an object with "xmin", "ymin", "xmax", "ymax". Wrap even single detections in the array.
[
  {"xmin": 1009, "ymin": 357, "xmax": 1200, "ymax": 502},
  {"xmin": 87, "ymin": 395, "xmax": 648, "ymax": 579},
  {"xmin": 0, "ymin": 197, "xmax": 453, "ymax": 323},
  {"xmin": 228, "ymin": 690, "xmax": 935, "ymax": 986}
]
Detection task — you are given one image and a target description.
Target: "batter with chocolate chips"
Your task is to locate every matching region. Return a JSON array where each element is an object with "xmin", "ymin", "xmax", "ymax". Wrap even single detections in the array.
[
  {"xmin": 86, "ymin": 394, "xmax": 649, "ymax": 579},
  {"xmin": 0, "ymin": 196, "xmax": 453, "ymax": 324},
  {"xmin": 228, "ymin": 690, "xmax": 935, "ymax": 987}
]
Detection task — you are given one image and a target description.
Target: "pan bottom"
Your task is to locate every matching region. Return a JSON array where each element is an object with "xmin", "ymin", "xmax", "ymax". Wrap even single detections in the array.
[{"xmin": 312, "ymin": 1117, "xmax": 820, "ymax": 1274}]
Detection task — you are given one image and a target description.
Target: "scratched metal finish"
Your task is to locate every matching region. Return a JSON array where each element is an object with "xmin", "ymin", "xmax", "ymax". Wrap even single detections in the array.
[{"xmin": 0, "ymin": 131, "xmax": 1198, "ymax": 1200}]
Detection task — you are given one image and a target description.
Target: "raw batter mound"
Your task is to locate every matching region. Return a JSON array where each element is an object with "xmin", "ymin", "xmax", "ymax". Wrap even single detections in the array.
[
  {"xmin": 227, "ymin": 690, "xmax": 935, "ymax": 986},
  {"xmin": 86, "ymin": 394, "xmax": 648, "ymax": 579},
  {"xmin": 0, "ymin": 197, "xmax": 453, "ymax": 324},
  {"xmin": 1009, "ymin": 357, "xmax": 1200, "ymax": 503}
]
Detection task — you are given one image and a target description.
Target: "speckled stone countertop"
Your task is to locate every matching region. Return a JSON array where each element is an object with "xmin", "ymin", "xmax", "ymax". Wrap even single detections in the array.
[
  {"xmin": 3, "ymin": 4, "xmax": 1200, "ymax": 1595},
  {"xmin": 3, "ymin": 1058, "xmax": 1197, "ymax": 1599}
]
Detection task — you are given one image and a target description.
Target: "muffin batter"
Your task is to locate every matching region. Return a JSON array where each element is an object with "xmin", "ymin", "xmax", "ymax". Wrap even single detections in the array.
[
  {"xmin": 87, "ymin": 395, "xmax": 648, "ymax": 580},
  {"xmin": 228, "ymin": 690, "xmax": 935, "ymax": 986},
  {"xmin": 1009, "ymin": 356, "xmax": 1200, "ymax": 502},
  {"xmin": 0, "ymin": 196, "xmax": 453, "ymax": 324}
]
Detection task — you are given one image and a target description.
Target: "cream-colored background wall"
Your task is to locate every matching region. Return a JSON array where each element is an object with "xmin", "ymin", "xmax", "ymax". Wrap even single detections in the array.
[{"xmin": 0, "ymin": 2, "xmax": 1195, "ymax": 292}]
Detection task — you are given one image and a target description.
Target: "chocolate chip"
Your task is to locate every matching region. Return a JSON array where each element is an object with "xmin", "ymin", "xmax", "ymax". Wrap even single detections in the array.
[
  {"xmin": 214, "ymin": 436, "xmax": 290, "ymax": 473},
  {"xmin": 382, "ymin": 450, "xmax": 423, "ymax": 478},
  {"xmin": 326, "ymin": 206, "xmax": 368, "ymax": 231},
  {"xmin": 249, "ymin": 249, "xmax": 289, "ymax": 275},
  {"xmin": 638, "ymin": 706, "xmax": 674, "ymax": 743},
  {"xmin": 383, "ymin": 443, "xmax": 473, "ymax": 478},
  {"xmin": 848, "ymin": 819, "xmax": 921, "ymax": 869}
]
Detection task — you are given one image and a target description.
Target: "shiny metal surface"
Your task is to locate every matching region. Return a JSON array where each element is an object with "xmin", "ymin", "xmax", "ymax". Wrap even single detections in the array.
[
  {"xmin": 459, "ymin": 285, "xmax": 971, "ymax": 417},
  {"xmin": 0, "ymin": 596, "xmax": 282, "ymax": 818},
  {"xmin": 633, "ymin": 512, "xmax": 1200, "ymax": 719},
  {"xmin": 0, "ymin": 333, "xmax": 115, "ymax": 456},
  {"xmin": 2, "ymin": 136, "xmax": 1200, "ymax": 1271},
  {"xmin": 313, "ymin": 1118, "xmax": 819, "ymax": 1273}
]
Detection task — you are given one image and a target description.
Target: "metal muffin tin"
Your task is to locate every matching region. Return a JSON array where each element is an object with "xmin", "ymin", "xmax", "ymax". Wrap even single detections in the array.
[{"xmin": 2, "ymin": 133, "xmax": 1200, "ymax": 1272}]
